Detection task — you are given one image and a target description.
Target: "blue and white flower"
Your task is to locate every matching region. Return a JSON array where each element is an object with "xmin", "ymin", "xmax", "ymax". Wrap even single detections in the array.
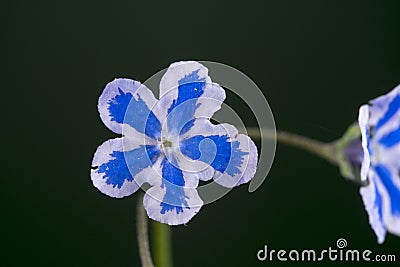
[
  {"xmin": 91, "ymin": 61, "xmax": 258, "ymax": 225},
  {"xmin": 358, "ymin": 84, "xmax": 400, "ymax": 243}
]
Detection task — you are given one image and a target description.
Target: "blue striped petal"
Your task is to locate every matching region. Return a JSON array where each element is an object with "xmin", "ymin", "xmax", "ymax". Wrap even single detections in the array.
[
  {"xmin": 179, "ymin": 120, "xmax": 258, "ymax": 188},
  {"xmin": 158, "ymin": 62, "xmax": 225, "ymax": 137},
  {"xmin": 379, "ymin": 127, "xmax": 400, "ymax": 148},
  {"xmin": 375, "ymin": 94, "xmax": 400, "ymax": 131},
  {"xmin": 375, "ymin": 164, "xmax": 400, "ymax": 216},
  {"xmin": 91, "ymin": 138, "xmax": 160, "ymax": 198},
  {"xmin": 166, "ymin": 70, "xmax": 206, "ymax": 136},
  {"xmin": 98, "ymin": 78, "xmax": 162, "ymax": 139},
  {"xmin": 359, "ymin": 85, "xmax": 400, "ymax": 242},
  {"xmin": 180, "ymin": 135, "xmax": 247, "ymax": 176},
  {"xmin": 367, "ymin": 84, "xmax": 400, "ymax": 129},
  {"xmin": 143, "ymin": 156, "xmax": 203, "ymax": 225}
]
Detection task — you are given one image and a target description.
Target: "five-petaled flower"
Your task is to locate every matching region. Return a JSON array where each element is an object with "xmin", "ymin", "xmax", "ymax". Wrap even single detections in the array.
[
  {"xmin": 358, "ymin": 84, "xmax": 400, "ymax": 243},
  {"xmin": 91, "ymin": 61, "xmax": 258, "ymax": 225}
]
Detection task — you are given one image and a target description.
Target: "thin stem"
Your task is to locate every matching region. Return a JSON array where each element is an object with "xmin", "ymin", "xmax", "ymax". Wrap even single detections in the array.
[
  {"xmin": 152, "ymin": 221, "xmax": 172, "ymax": 267},
  {"xmin": 246, "ymin": 127, "xmax": 338, "ymax": 165},
  {"xmin": 136, "ymin": 193, "xmax": 154, "ymax": 267}
]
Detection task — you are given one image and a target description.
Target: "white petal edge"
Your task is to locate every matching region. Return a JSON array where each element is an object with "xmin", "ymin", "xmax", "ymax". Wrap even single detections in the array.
[
  {"xmin": 358, "ymin": 105, "xmax": 371, "ymax": 182},
  {"xmin": 159, "ymin": 61, "xmax": 212, "ymax": 99},
  {"xmin": 193, "ymin": 82, "xmax": 226, "ymax": 119},
  {"xmin": 143, "ymin": 186, "xmax": 203, "ymax": 225},
  {"xmin": 181, "ymin": 118, "xmax": 239, "ymax": 139},
  {"xmin": 360, "ymin": 177, "xmax": 387, "ymax": 244}
]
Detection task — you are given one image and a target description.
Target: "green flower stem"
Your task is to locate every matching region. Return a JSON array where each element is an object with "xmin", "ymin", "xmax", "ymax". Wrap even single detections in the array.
[
  {"xmin": 152, "ymin": 221, "xmax": 172, "ymax": 267},
  {"xmin": 246, "ymin": 127, "xmax": 339, "ymax": 165},
  {"xmin": 136, "ymin": 192, "xmax": 172, "ymax": 267},
  {"xmin": 137, "ymin": 193, "xmax": 154, "ymax": 267}
]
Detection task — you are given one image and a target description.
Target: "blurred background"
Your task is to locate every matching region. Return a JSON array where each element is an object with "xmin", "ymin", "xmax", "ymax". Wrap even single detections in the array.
[{"xmin": 3, "ymin": 0, "xmax": 400, "ymax": 266}]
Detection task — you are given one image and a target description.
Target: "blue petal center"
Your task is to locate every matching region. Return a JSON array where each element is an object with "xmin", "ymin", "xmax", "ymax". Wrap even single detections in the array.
[
  {"xmin": 160, "ymin": 157, "xmax": 189, "ymax": 214},
  {"xmin": 97, "ymin": 145, "xmax": 160, "ymax": 188},
  {"xmin": 180, "ymin": 135, "xmax": 248, "ymax": 176},
  {"xmin": 166, "ymin": 70, "xmax": 206, "ymax": 136},
  {"xmin": 108, "ymin": 88, "xmax": 161, "ymax": 140}
]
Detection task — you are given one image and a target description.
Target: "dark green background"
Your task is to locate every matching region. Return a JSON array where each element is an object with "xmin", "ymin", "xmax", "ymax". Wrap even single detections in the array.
[{"xmin": 4, "ymin": 0, "xmax": 400, "ymax": 266}]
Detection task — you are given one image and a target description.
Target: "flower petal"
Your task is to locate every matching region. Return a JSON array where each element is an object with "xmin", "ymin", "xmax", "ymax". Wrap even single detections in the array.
[
  {"xmin": 181, "ymin": 166, "xmax": 215, "ymax": 182},
  {"xmin": 379, "ymin": 142, "xmax": 400, "ymax": 170},
  {"xmin": 358, "ymin": 105, "xmax": 371, "ymax": 182},
  {"xmin": 91, "ymin": 138, "xmax": 161, "ymax": 198},
  {"xmin": 179, "ymin": 120, "xmax": 258, "ymax": 188},
  {"xmin": 374, "ymin": 164, "xmax": 400, "ymax": 237},
  {"xmin": 98, "ymin": 78, "xmax": 162, "ymax": 139},
  {"xmin": 379, "ymin": 126, "xmax": 400, "ymax": 148},
  {"xmin": 369, "ymin": 84, "xmax": 400, "ymax": 133},
  {"xmin": 143, "ymin": 157, "xmax": 203, "ymax": 225},
  {"xmin": 360, "ymin": 177, "xmax": 387, "ymax": 244},
  {"xmin": 158, "ymin": 61, "xmax": 225, "ymax": 136}
]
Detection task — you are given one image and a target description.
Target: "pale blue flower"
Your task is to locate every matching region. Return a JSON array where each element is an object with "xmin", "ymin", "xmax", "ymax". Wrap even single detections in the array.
[
  {"xmin": 358, "ymin": 84, "xmax": 400, "ymax": 243},
  {"xmin": 91, "ymin": 61, "xmax": 258, "ymax": 225}
]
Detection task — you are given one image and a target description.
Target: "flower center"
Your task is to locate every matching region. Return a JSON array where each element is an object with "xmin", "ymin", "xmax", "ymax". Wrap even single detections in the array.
[
  {"xmin": 163, "ymin": 140, "xmax": 172, "ymax": 148},
  {"xmin": 158, "ymin": 137, "xmax": 176, "ymax": 154}
]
